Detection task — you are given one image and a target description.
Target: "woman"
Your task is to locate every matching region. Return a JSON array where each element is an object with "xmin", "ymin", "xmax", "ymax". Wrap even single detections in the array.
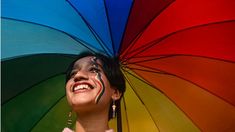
[{"xmin": 63, "ymin": 52, "xmax": 126, "ymax": 132}]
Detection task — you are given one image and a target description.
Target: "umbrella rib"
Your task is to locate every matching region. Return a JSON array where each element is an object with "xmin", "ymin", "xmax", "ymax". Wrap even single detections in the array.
[
  {"xmin": 2, "ymin": 72, "xmax": 66, "ymax": 105},
  {"xmin": 85, "ymin": 22, "xmax": 112, "ymax": 57},
  {"xmin": 122, "ymin": 67, "xmax": 164, "ymax": 94},
  {"xmin": 29, "ymin": 95, "xmax": 66, "ymax": 131},
  {"xmin": 123, "ymin": 71, "xmax": 145, "ymax": 106},
  {"xmin": 116, "ymin": 1, "xmax": 135, "ymax": 55},
  {"xmin": 129, "ymin": 62, "xmax": 235, "ymax": 107},
  {"xmin": 121, "ymin": 54, "xmax": 170, "ymax": 64},
  {"xmin": 70, "ymin": 32, "xmax": 106, "ymax": 54},
  {"xmin": 126, "ymin": 54, "xmax": 235, "ymax": 65},
  {"xmin": 2, "ymin": 17, "xmax": 100, "ymax": 55},
  {"xmin": 123, "ymin": 19, "xmax": 235, "ymax": 62},
  {"xmin": 119, "ymin": 0, "xmax": 175, "ymax": 59},
  {"xmin": 1, "ymin": 52, "xmax": 77, "ymax": 64},
  {"xmin": 103, "ymin": 0, "xmax": 115, "ymax": 56},
  {"xmin": 123, "ymin": 68, "xmax": 205, "ymax": 132},
  {"xmin": 66, "ymin": 0, "xmax": 112, "ymax": 57},
  {"xmin": 123, "ymin": 71, "xmax": 161, "ymax": 131},
  {"xmin": 123, "ymin": 68, "xmax": 203, "ymax": 132},
  {"xmin": 125, "ymin": 66, "xmax": 167, "ymax": 75},
  {"xmin": 124, "ymin": 38, "xmax": 163, "ymax": 61},
  {"xmin": 120, "ymin": 31, "xmax": 146, "ymax": 60}
]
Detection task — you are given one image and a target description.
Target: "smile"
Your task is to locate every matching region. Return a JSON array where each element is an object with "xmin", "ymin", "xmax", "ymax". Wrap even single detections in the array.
[{"xmin": 72, "ymin": 83, "xmax": 94, "ymax": 93}]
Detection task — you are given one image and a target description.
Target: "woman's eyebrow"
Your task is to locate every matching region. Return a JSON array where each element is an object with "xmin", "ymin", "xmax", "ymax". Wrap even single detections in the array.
[
  {"xmin": 72, "ymin": 63, "xmax": 81, "ymax": 70},
  {"xmin": 88, "ymin": 60, "xmax": 103, "ymax": 68}
]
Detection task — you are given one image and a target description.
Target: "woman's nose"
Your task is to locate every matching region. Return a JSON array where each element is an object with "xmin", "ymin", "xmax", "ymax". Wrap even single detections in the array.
[{"xmin": 73, "ymin": 71, "xmax": 88, "ymax": 82}]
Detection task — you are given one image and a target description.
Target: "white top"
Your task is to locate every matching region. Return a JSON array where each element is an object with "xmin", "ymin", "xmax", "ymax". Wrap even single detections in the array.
[{"xmin": 62, "ymin": 127, "xmax": 114, "ymax": 132}]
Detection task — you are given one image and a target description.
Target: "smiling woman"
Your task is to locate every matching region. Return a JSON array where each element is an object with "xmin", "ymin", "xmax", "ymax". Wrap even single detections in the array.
[{"xmin": 64, "ymin": 52, "xmax": 126, "ymax": 132}]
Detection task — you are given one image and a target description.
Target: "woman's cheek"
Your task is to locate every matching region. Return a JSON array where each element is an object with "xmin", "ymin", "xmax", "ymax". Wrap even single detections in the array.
[{"xmin": 66, "ymin": 80, "xmax": 73, "ymax": 92}]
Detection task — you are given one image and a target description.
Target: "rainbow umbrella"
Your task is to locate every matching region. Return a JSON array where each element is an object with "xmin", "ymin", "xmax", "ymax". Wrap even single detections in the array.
[{"xmin": 2, "ymin": 0, "xmax": 235, "ymax": 132}]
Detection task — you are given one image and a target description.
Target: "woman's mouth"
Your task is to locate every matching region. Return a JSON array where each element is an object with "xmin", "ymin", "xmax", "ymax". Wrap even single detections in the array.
[{"xmin": 72, "ymin": 83, "xmax": 94, "ymax": 93}]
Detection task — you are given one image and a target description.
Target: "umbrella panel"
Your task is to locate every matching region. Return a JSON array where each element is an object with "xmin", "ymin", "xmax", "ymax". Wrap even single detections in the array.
[
  {"xmin": 128, "ymin": 56, "xmax": 235, "ymax": 106},
  {"xmin": 2, "ymin": 75, "xmax": 66, "ymax": 132},
  {"xmin": 123, "ymin": 70, "xmax": 200, "ymax": 131},
  {"xmin": 129, "ymin": 64, "xmax": 235, "ymax": 131},
  {"xmin": 67, "ymin": 0, "xmax": 114, "ymax": 55},
  {"xmin": 2, "ymin": 0, "xmax": 108, "ymax": 54},
  {"xmin": 121, "ymin": 0, "xmax": 235, "ymax": 58},
  {"xmin": 122, "ymin": 21, "xmax": 235, "ymax": 62},
  {"xmin": 120, "ymin": 0, "xmax": 174, "ymax": 54},
  {"xmin": 1, "ymin": 54, "xmax": 76, "ymax": 104}
]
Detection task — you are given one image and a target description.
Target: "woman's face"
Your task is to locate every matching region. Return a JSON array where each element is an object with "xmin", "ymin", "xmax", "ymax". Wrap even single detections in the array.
[{"xmin": 66, "ymin": 56, "xmax": 118, "ymax": 112}]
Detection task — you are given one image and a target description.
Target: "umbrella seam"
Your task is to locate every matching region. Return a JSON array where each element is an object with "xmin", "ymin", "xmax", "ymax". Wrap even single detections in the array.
[
  {"xmin": 66, "ymin": 0, "xmax": 113, "ymax": 57},
  {"xmin": 119, "ymin": 0, "xmax": 175, "ymax": 59},
  {"xmin": 122, "ymin": 20, "xmax": 235, "ymax": 62},
  {"xmin": 123, "ymin": 70, "xmax": 161, "ymax": 131},
  {"xmin": 2, "ymin": 17, "xmax": 102, "ymax": 55}
]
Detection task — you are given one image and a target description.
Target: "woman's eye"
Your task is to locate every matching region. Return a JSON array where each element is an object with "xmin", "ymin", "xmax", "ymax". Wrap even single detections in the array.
[
  {"xmin": 90, "ymin": 67, "xmax": 100, "ymax": 73},
  {"xmin": 69, "ymin": 71, "xmax": 77, "ymax": 78}
]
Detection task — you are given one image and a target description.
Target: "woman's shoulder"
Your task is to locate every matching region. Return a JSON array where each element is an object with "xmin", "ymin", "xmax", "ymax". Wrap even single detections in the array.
[
  {"xmin": 62, "ymin": 127, "xmax": 74, "ymax": 132},
  {"xmin": 62, "ymin": 127, "xmax": 114, "ymax": 132},
  {"xmin": 105, "ymin": 129, "xmax": 114, "ymax": 132}
]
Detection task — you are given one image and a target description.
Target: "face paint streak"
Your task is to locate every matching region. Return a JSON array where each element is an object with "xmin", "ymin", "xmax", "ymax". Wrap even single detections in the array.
[
  {"xmin": 91, "ymin": 57, "xmax": 106, "ymax": 104},
  {"xmin": 94, "ymin": 73, "xmax": 105, "ymax": 104}
]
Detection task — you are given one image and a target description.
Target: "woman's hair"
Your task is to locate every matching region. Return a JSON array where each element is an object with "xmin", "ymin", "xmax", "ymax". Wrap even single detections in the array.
[{"xmin": 65, "ymin": 51, "xmax": 126, "ymax": 120}]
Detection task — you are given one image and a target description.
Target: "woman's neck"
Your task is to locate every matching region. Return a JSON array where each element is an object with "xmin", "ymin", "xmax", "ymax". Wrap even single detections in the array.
[{"xmin": 75, "ymin": 111, "xmax": 110, "ymax": 132}]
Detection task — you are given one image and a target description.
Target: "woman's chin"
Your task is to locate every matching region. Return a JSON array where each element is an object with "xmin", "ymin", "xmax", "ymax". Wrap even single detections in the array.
[
  {"xmin": 68, "ymin": 93, "xmax": 95, "ymax": 105},
  {"xmin": 71, "ymin": 99, "xmax": 94, "ymax": 106}
]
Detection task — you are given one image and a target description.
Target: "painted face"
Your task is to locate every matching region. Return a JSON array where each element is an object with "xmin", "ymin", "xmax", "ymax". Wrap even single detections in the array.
[{"xmin": 65, "ymin": 56, "xmax": 114, "ymax": 112}]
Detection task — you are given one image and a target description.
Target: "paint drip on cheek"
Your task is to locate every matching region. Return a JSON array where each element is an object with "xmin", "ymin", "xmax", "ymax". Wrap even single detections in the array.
[{"xmin": 91, "ymin": 57, "xmax": 105, "ymax": 104}]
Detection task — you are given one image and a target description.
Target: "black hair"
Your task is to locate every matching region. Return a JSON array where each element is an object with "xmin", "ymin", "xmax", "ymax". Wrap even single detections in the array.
[{"xmin": 65, "ymin": 51, "xmax": 126, "ymax": 120}]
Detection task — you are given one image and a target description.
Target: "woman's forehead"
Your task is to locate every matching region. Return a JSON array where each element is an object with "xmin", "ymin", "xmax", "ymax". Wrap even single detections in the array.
[{"xmin": 73, "ymin": 56, "xmax": 102, "ymax": 68}]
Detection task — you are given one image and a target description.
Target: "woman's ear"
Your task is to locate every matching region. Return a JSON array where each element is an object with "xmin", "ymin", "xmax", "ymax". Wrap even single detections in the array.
[{"xmin": 111, "ymin": 88, "xmax": 122, "ymax": 100}]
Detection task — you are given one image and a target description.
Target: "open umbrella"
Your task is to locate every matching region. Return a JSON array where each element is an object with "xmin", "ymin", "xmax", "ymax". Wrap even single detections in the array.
[{"xmin": 2, "ymin": 0, "xmax": 235, "ymax": 132}]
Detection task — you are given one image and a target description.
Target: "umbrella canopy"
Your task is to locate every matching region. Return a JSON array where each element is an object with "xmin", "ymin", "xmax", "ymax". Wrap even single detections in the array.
[{"xmin": 2, "ymin": 0, "xmax": 235, "ymax": 132}]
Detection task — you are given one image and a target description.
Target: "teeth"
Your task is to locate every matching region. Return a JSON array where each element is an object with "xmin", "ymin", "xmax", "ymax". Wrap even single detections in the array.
[{"xmin": 74, "ymin": 84, "xmax": 90, "ymax": 91}]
